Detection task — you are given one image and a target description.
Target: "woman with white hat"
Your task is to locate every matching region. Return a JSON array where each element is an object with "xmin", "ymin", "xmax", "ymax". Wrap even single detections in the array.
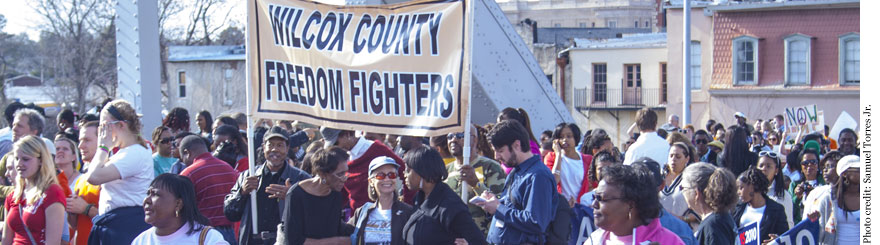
[
  {"xmin": 347, "ymin": 156, "xmax": 414, "ymax": 245},
  {"xmin": 805, "ymin": 155, "xmax": 860, "ymax": 245}
]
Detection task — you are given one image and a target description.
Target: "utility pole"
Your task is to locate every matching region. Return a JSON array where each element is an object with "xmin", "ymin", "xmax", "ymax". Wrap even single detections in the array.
[{"xmin": 682, "ymin": 0, "xmax": 692, "ymax": 125}]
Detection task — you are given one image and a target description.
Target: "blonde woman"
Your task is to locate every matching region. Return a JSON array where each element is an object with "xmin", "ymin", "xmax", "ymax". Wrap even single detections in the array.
[
  {"xmin": 84, "ymin": 99, "xmax": 153, "ymax": 243},
  {"xmin": 2, "ymin": 136, "xmax": 66, "ymax": 245},
  {"xmin": 54, "ymin": 135, "xmax": 82, "ymax": 191}
]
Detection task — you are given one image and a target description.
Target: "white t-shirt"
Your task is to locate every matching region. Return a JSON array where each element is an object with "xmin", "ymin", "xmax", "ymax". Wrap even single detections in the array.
[
  {"xmin": 559, "ymin": 155, "xmax": 584, "ymax": 200},
  {"xmin": 740, "ymin": 205, "xmax": 765, "ymax": 229},
  {"xmin": 363, "ymin": 208, "xmax": 392, "ymax": 244},
  {"xmin": 131, "ymin": 223, "xmax": 229, "ymax": 245},
  {"xmin": 99, "ymin": 144, "xmax": 154, "ymax": 214},
  {"xmin": 836, "ymin": 206, "xmax": 859, "ymax": 244}
]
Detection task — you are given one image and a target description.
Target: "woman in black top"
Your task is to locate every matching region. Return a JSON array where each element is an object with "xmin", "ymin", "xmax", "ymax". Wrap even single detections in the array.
[
  {"xmin": 732, "ymin": 168, "xmax": 789, "ymax": 244},
  {"xmin": 681, "ymin": 163, "xmax": 738, "ymax": 245},
  {"xmin": 282, "ymin": 147, "xmax": 354, "ymax": 244},
  {"xmin": 401, "ymin": 147, "xmax": 486, "ymax": 245},
  {"xmin": 718, "ymin": 126, "xmax": 758, "ymax": 177}
]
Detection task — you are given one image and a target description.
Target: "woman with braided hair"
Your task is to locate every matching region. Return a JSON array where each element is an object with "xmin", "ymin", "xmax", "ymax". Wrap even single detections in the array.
[{"xmin": 162, "ymin": 107, "xmax": 191, "ymax": 135}]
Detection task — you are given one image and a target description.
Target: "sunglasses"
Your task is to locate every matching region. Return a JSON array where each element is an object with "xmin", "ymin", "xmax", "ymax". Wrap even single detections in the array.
[
  {"xmin": 592, "ymin": 193, "xmax": 623, "ymax": 203},
  {"xmin": 448, "ymin": 132, "xmax": 465, "ymax": 139},
  {"xmin": 802, "ymin": 159, "xmax": 819, "ymax": 166},
  {"xmin": 695, "ymin": 139, "xmax": 708, "ymax": 144},
  {"xmin": 759, "ymin": 151, "xmax": 778, "ymax": 159},
  {"xmin": 160, "ymin": 137, "xmax": 174, "ymax": 144},
  {"xmin": 373, "ymin": 172, "xmax": 397, "ymax": 180}
]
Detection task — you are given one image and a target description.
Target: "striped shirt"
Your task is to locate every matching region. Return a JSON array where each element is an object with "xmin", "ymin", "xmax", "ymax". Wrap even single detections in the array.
[{"xmin": 180, "ymin": 152, "xmax": 238, "ymax": 227}]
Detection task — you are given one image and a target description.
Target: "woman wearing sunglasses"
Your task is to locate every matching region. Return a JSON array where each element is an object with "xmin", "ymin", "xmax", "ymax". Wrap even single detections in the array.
[
  {"xmin": 585, "ymin": 163, "xmax": 684, "ymax": 245},
  {"xmin": 789, "ymin": 148, "xmax": 824, "ymax": 223},
  {"xmin": 281, "ymin": 147, "xmax": 353, "ymax": 244},
  {"xmin": 150, "ymin": 126, "xmax": 177, "ymax": 176},
  {"xmin": 755, "ymin": 150, "xmax": 795, "ymax": 228},
  {"xmin": 347, "ymin": 156, "xmax": 414, "ymax": 245}
]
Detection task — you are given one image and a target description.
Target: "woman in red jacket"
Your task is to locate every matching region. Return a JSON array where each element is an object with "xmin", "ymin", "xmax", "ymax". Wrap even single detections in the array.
[{"xmin": 544, "ymin": 123, "xmax": 592, "ymax": 205}]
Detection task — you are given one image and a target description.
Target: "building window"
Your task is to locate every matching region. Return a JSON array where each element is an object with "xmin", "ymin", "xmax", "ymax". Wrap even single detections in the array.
[
  {"xmin": 732, "ymin": 36, "xmax": 759, "ymax": 85},
  {"xmin": 178, "ymin": 71, "xmax": 186, "ymax": 98},
  {"xmin": 661, "ymin": 63, "xmax": 667, "ymax": 103},
  {"xmin": 634, "ymin": 21, "xmax": 639, "ymax": 28},
  {"xmin": 690, "ymin": 41, "xmax": 701, "ymax": 90},
  {"xmin": 607, "ymin": 21, "xmax": 617, "ymax": 28},
  {"xmin": 784, "ymin": 34, "xmax": 812, "ymax": 85},
  {"xmin": 592, "ymin": 22, "xmax": 596, "ymax": 28},
  {"xmin": 593, "ymin": 64, "xmax": 607, "ymax": 103},
  {"xmin": 839, "ymin": 33, "xmax": 859, "ymax": 85},
  {"xmin": 554, "ymin": 23, "xmax": 561, "ymax": 27},
  {"xmin": 645, "ymin": 21, "xmax": 650, "ymax": 27},
  {"xmin": 625, "ymin": 64, "xmax": 642, "ymax": 87},
  {"xmin": 579, "ymin": 22, "xmax": 587, "ymax": 28}
]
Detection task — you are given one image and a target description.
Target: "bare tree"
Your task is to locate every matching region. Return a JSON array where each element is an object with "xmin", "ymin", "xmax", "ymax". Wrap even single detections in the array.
[
  {"xmin": 31, "ymin": 0, "xmax": 116, "ymax": 113},
  {"xmin": 183, "ymin": 0, "xmax": 231, "ymax": 45}
]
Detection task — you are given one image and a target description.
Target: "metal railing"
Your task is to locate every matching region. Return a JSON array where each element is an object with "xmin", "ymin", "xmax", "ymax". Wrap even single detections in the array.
[{"xmin": 573, "ymin": 88, "xmax": 666, "ymax": 110}]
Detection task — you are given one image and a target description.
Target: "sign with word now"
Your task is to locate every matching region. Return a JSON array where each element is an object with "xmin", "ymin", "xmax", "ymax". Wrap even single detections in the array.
[{"xmin": 784, "ymin": 104, "xmax": 825, "ymax": 134}]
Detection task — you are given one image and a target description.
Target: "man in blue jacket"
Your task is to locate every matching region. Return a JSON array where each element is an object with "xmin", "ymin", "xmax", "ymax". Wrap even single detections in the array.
[{"xmin": 476, "ymin": 120, "xmax": 556, "ymax": 244}]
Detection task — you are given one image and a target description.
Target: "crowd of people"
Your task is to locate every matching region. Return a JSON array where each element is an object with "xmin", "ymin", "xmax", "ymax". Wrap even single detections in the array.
[{"xmin": 0, "ymin": 97, "xmax": 861, "ymax": 245}]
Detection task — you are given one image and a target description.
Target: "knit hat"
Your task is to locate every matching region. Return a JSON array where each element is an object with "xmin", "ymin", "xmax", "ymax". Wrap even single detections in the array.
[{"xmin": 803, "ymin": 140, "xmax": 821, "ymax": 153}]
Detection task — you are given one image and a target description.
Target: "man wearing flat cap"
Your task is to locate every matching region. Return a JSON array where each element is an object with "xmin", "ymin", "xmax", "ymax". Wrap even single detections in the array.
[{"xmin": 225, "ymin": 126, "xmax": 312, "ymax": 245}]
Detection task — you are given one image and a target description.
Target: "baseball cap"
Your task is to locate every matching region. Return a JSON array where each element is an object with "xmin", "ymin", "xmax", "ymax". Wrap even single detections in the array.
[
  {"xmin": 321, "ymin": 127, "xmax": 341, "ymax": 149},
  {"xmin": 734, "ymin": 112, "xmax": 747, "ymax": 119},
  {"xmin": 837, "ymin": 155, "xmax": 860, "ymax": 176},
  {"xmin": 369, "ymin": 156, "xmax": 400, "ymax": 176},
  {"xmin": 263, "ymin": 126, "xmax": 289, "ymax": 143},
  {"xmin": 631, "ymin": 157, "xmax": 663, "ymax": 189}
]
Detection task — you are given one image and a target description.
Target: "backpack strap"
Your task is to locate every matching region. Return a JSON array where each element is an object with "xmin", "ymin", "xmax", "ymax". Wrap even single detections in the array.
[{"xmin": 199, "ymin": 226, "xmax": 213, "ymax": 245}]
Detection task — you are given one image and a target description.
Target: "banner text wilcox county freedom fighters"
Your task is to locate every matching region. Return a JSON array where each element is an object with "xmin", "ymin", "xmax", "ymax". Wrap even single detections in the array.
[{"xmin": 248, "ymin": 0, "xmax": 471, "ymax": 136}]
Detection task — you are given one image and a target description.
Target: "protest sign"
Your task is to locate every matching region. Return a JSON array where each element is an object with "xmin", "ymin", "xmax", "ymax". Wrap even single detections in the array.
[
  {"xmin": 784, "ymin": 105, "xmax": 825, "ymax": 134},
  {"xmin": 247, "ymin": 0, "xmax": 472, "ymax": 136},
  {"xmin": 769, "ymin": 219, "xmax": 820, "ymax": 245},
  {"xmin": 738, "ymin": 221, "xmax": 760, "ymax": 245}
]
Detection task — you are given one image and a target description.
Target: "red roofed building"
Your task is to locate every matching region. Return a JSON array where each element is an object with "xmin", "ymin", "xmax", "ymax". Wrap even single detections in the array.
[{"xmin": 666, "ymin": 0, "xmax": 859, "ymax": 130}]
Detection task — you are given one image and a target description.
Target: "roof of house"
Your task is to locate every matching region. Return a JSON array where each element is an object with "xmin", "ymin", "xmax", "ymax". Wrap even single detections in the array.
[
  {"xmin": 536, "ymin": 27, "xmax": 653, "ymax": 47},
  {"xmin": 569, "ymin": 32, "xmax": 667, "ymax": 50},
  {"xmin": 167, "ymin": 45, "xmax": 245, "ymax": 62},
  {"xmin": 665, "ymin": 0, "xmax": 859, "ymax": 10},
  {"xmin": 3, "ymin": 75, "xmax": 42, "ymax": 87}
]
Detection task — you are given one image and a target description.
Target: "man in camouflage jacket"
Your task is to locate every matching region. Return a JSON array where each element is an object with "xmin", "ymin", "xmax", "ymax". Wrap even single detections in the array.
[{"xmin": 444, "ymin": 125, "xmax": 507, "ymax": 235}]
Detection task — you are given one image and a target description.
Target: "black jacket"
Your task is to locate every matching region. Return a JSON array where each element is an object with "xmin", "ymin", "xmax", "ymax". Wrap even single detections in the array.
[
  {"xmin": 402, "ymin": 183, "xmax": 487, "ymax": 245},
  {"xmin": 732, "ymin": 197, "xmax": 790, "ymax": 243},
  {"xmin": 224, "ymin": 162, "xmax": 311, "ymax": 245},
  {"xmin": 348, "ymin": 200, "xmax": 415, "ymax": 245}
]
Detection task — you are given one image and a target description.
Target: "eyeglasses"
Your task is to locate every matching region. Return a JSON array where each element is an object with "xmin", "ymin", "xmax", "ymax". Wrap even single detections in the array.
[
  {"xmin": 802, "ymin": 159, "xmax": 819, "ymax": 166},
  {"xmin": 759, "ymin": 151, "xmax": 778, "ymax": 159},
  {"xmin": 448, "ymin": 132, "xmax": 465, "ymax": 139},
  {"xmin": 592, "ymin": 193, "xmax": 623, "ymax": 203},
  {"xmin": 333, "ymin": 171, "xmax": 350, "ymax": 180},
  {"xmin": 372, "ymin": 172, "xmax": 397, "ymax": 180},
  {"xmin": 160, "ymin": 137, "xmax": 174, "ymax": 144},
  {"xmin": 695, "ymin": 139, "xmax": 708, "ymax": 144}
]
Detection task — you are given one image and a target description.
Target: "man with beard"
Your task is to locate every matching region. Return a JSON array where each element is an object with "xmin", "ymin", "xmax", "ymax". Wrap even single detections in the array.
[
  {"xmin": 444, "ymin": 124, "xmax": 506, "ymax": 235},
  {"xmin": 474, "ymin": 120, "xmax": 556, "ymax": 244},
  {"xmin": 225, "ymin": 126, "xmax": 311, "ymax": 244},
  {"xmin": 838, "ymin": 128, "xmax": 858, "ymax": 156}
]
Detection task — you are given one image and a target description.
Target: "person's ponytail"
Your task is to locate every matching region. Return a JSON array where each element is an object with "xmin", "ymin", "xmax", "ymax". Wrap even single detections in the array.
[{"xmin": 517, "ymin": 108, "xmax": 538, "ymax": 143}]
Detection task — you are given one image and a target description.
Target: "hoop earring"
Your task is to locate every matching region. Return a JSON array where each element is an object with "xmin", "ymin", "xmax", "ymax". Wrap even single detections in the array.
[{"xmin": 320, "ymin": 178, "xmax": 327, "ymax": 185}]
